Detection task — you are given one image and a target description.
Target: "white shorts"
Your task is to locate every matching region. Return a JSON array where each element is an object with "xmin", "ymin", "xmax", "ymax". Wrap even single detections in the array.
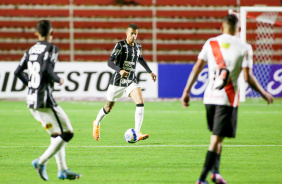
[
  {"xmin": 30, "ymin": 106, "xmax": 73, "ymax": 134},
  {"xmin": 106, "ymin": 83, "xmax": 140, "ymax": 102}
]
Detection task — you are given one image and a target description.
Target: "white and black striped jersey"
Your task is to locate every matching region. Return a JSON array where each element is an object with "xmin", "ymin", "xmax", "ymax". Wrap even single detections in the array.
[
  {"xmin": 108, "ymin": 40, "xmax": 152, "ymax": 87},
  {"xmin": 14, "ymin": 41, "xmax": 60, "ymax": 109}
]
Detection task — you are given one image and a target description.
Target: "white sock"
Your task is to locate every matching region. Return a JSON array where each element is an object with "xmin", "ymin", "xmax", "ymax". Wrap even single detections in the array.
[
  {"xmin": 38, "ymin": 136, "xmax": 65, "ymax": 165},
  {"xmin": 95, "ymin": 108, "xmax": 107, "ymax": 126},
  {"xmin": 51, "ymin": 137, "xmax": 68, "ymax": 171},
  {"xmin": 135, "ymin": 104, "xmax": 144, "ymax": 132}
]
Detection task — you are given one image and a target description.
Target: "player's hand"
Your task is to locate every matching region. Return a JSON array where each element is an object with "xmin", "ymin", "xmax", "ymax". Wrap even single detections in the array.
[
  {"xmin": 150, "ymin": 72, "xmax": 157, "ymax": 82},
  {"xmin": 120, "ymin": 70, "xmax": 129, "ymax": 78},
  {"xmin": 59, "ymin": 78, "xmax": 64, "ymax": 85},
  {"xmin": 262, "ymin": 91, "xmax": 273, "ymax": 104},
  {"xmin": 181, "ymin": 91, "xmax": 190, "ymax": 109}
]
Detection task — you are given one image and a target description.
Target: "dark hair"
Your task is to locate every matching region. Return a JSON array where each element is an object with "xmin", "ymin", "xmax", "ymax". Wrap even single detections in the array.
[
  {"xmin": 223, "ymin": 14, "xmax": 239, "ymax": 34},
  {"xmin": 223, "ymin": 14, "xmax": 239, "ymax": 28},
  {"xmin": 36, "ymin": 20, "xmax": 52, "ymax": 37},
  {"xmin": 128, "ymin": 23, "xmax": 139, "ymax": 30}
]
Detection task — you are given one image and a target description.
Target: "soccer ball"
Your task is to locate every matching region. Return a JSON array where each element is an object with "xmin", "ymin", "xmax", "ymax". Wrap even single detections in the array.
[{"xmin": 124, "ymin": 129, "xmax": 139, "ymax": 143}]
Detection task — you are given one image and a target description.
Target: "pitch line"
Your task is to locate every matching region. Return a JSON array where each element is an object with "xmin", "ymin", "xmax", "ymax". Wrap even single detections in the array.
[
  {"xmin": 1, "ymin": 145, "xmax": 281, "ymax": 148},
  {"xmin": 0, "ymin": 110, "xmax": 282, "ymax": 114}
]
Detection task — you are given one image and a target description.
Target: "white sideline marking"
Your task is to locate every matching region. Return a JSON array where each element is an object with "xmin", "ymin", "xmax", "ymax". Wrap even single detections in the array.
[
  {"xmin": 0, "ymin": 145, "xmax": 281, "ymax": 148},
  {"xmin": 0, "ymin": 110, "xmax": 281, "ymax": 114}
]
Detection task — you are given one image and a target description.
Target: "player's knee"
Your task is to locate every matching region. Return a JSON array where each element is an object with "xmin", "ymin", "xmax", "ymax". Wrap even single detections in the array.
[
  {"xmin": 104, "ymin": 101, "xmax": 115, "ymax": 113},
  {"xmin": 136, "ymin": 99, "xmax": 144, "ymax": 104},
  {"xmin": 60, "ymin": 132, "xmax": 74, "ymax": 142},
  {"xmin": 103, "ymin": 107, "xmax": 112, "ymax": 113},
  {"xmin": 51, "ymin": 133, "xmax": 60, "ymax": 138}
]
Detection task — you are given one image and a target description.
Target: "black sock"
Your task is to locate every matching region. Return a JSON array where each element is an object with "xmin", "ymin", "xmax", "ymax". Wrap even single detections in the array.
[
  {"xmin": 212, "ymin": 147, "xmax": 222, "ymax": 174},
  {"xmin": 211, "ymin": 153, "xmax": 221, "ymax": 174},
  {"xmin": 199, "ymin": 151, "xmax": 217, "ymax": 181}
]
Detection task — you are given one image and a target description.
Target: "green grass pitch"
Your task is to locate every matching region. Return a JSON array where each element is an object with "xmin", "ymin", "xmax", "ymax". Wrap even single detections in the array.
[{"xmin": 0, "ymin": 99, "xmax": 281, "ymax": 184}]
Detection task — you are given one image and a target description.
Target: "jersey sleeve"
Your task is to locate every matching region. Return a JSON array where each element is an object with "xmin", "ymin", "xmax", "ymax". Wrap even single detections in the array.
[
  {"xmin": 242, "ymin": 44, "xmax": 253, "ymax": 68},
  {"xmin": 44, "ymin": 46, "xmax": 60, "ymax": 83},
  {"xmin": 50, "ymin": 45, "xmax": 59, "ymax": 64},
  {"xmin": 138, "ymin": 45, "xmax": 152, "ymax": 73},
  {"xmin": 108, "ymin": 42, "xmax": 122, "ymax": 72},
  {"xmin": 14, "ymin": 52, "xmax": 29, "ymax": 86},
  {"xmin": 110, "ymin": 42, "xmax": 122, "ymax": 59},
  {"xmin": 198, "ymin": 39, "xmax": 210, "ymax": 62}
]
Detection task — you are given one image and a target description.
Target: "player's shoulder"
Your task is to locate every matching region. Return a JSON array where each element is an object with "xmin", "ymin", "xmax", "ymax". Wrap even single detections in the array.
[
  {"xmin": 44, "ymin": 42, "xmax": 59, "ymax": 53},
  {"xmin": 37, "ymin": 41, "xmax": 57, "ymax": 51},
  {"xmin": 113, "ymin": 40, "xmax": 126, "ymax": 49},
  {"xmin": 232, "ymin": 37, "xmax": 252, "ymax": 52},
  {"xmin": 135, "ymin": 42, "xmax": 142, "ymax": 48},
  {"xmin": 117, "ymin": 40, "xmax": 126, "ymax": 46},
  {"xmin": 51, "ymin": 44, "xmax": 59, "ymax": 52}
]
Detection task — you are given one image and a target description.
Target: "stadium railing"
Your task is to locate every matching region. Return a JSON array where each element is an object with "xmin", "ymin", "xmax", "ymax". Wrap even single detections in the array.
[{"xmin": 0, "ymin": 0, "xmax": 281, "ymax": 62}]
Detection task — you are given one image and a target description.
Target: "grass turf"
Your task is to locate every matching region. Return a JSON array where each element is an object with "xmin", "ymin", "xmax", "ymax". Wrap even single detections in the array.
[{"xmin": 0, "ymin": 99, "xmax": 281, "ymax": 184}]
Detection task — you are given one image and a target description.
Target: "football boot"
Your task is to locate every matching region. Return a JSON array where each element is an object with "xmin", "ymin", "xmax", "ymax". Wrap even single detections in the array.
[{"xmin": 93, "ymin": 120, "xmax": 100, "ymax": 140}]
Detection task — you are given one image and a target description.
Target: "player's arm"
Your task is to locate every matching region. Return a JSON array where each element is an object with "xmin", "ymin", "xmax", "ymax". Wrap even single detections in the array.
[
  {"xmin": 107, "ymin": 43, "xmax": 129, "ymax": 77},
  {"xmin": 181, "ymin": 59, "xmax": 206, "ymax": 108},
  {"xmin": 14, "ymin": 53, "xmax": 29, "ymax": 86},
  {"xmin": 242, "ymin": 44, "xmax": 273, "ymax": 104},
  {"xmin": 138, "ymin": 50, "xmax": 157, "ymax": 82},
  {"xmin": 243, "ymin": 67, "xmax": 273, "ymax": 104},
  {"xmin": 108, "ymin": 57, "xmax": 129, "ymax": 78},
  {"xmin": 46, "ymin": 47, "xmax": 63, "ymax": 85},
  {"xmin": 46, "ymin": 62, "xmax": 63, "ymax": 85}
]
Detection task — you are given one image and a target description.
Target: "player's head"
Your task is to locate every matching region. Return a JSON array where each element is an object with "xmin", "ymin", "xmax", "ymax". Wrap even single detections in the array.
[
  {"xmin": 35, "ymin": 20, "xmax": 53, "ymax": 42},
  {"xmin": 222, "ymin": 14, "xmax": 239, "ymax": 35},
  {"xmin": 126, "ymin": 23, "xmax": 138, "ymax": 44}
]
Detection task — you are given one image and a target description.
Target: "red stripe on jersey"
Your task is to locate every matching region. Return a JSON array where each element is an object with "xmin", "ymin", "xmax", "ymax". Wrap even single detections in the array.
[
  {"xmin": 225, "ymin": 80, "xmax": 236, "ymax": 107},
  {"xmin": 210, "ymin": 40, "xmax": 226, "ymax": 69},
  {"xmin": 210, "ymin": 40, "xmax": 236, "ymax": 106}
]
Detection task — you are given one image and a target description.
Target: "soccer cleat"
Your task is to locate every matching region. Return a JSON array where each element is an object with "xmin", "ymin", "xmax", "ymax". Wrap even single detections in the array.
[
  {"xmin": 58, "ymin": 169, "xmax": 82, "ymax": 180},
  {"xmin": 93, "ymin": 120, "xmax": 100, "ymax": 140},
  {"xmin": 211, "ymin": 173, "xmax": 227, "ymax": 184},
  {"xmin": 196, "ymin": 180, "xmax": 208, "ymax": 184},
  {"xmin": 32, "ymin": 158, "xmax": 49, "ymax": 181},
  {"xmin": 138, "ymin": 132, "xmax": 149, "ymax": 140}
]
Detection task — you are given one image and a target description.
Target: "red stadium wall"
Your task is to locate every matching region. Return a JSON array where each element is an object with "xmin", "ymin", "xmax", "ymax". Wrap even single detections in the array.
[{"xmin": 0, "ymin": 0, "xmax": 281, "ymax": 62}]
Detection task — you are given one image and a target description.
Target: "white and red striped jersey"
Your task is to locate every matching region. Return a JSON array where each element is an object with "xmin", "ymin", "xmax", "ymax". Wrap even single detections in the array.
[{"xmin": 198, "ymin": 34, "xmax": 253, "ymax": 107}]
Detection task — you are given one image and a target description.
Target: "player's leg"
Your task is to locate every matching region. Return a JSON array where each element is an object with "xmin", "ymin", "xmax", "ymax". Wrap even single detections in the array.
[
  {"xmin": 93, "ymin": 100, "xmax": 115, "ymax": 140},
  {"xmin": 130, "ymin": 87, "xmax": 144, "ymax": 132},
  {"xmin": 211, "ymin": 143, "xmax": 222, "ymax": 176},
  {"xmin": 51, "ymin": 106, "xmax": 81, "ymax": 180},
  {"xmin": 95, "ymin": 100, "xmax": 116, "ymax": 127},
  {"xmin": 30, "ymin": 108, "xmax": 66, "ymax": 181},
  {"xmin": 197, "ymin": 135, "xmax": 224, "ymax": 183},
  {"xmin": 93, "ymin": 84, "xmax": 124, "ymax": 140},
  {"xmin": 196, "ymin": 105, "xmax": 216, "ymax": 184},
  {"xmin": 210, "ymin": 105, "xmax": 237, "ymax": 184},
  {"xmin": 211, "ymin": 144, "xmax": 226, "ymax": 184},
  {"xmin": 30, "ymin": 107, "xmax": 81, "ymax": 180},
  {"xmin": 128, "ymin": 86, "xmax": 148, "ymax": 140}
]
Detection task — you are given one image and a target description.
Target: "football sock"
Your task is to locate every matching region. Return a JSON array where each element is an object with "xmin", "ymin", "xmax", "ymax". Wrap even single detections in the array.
[
  {"xmin": 135, "ymin": 104, "xmax": 144, "ymax": 132},
  {"xmin": 199, "ymin": 151, "xmax": 217, "ymax": 181},
  {"xmin": 38, "ymin": 136, "xmax": 66, "ymax": 165},
  {"xmin": 51, "ymin": 137, "xmax": 68, "ymax": 171},
  {"xmin": 211, "ymin": 152, "xmax": 221, "ymax": 174},
  {"xmin": 95, "ymin": 108, "xmax": 107, "ymax": 126}
]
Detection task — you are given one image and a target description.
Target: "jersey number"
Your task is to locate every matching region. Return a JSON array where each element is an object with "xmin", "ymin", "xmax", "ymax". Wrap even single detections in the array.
[{"xmin": 28, "ymin": 61, "xmax": 41, "ymax": 88}]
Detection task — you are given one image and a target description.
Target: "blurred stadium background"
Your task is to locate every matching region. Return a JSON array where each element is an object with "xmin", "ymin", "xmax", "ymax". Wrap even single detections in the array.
[{"xmin": 0, "ymin": 0, "xmax": 282, "ymax": 99}]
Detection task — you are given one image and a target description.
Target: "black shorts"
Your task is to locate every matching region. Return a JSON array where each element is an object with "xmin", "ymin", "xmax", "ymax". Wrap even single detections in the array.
[{"xmin": 205, "ymin": 104, "xmax": 238, "ymax": 138}]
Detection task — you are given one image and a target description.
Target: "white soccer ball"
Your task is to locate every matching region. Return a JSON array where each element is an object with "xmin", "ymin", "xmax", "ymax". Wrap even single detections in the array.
[{"xmin": 124, "ymin": 129, "xmax": 139, "ymax": 143}]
